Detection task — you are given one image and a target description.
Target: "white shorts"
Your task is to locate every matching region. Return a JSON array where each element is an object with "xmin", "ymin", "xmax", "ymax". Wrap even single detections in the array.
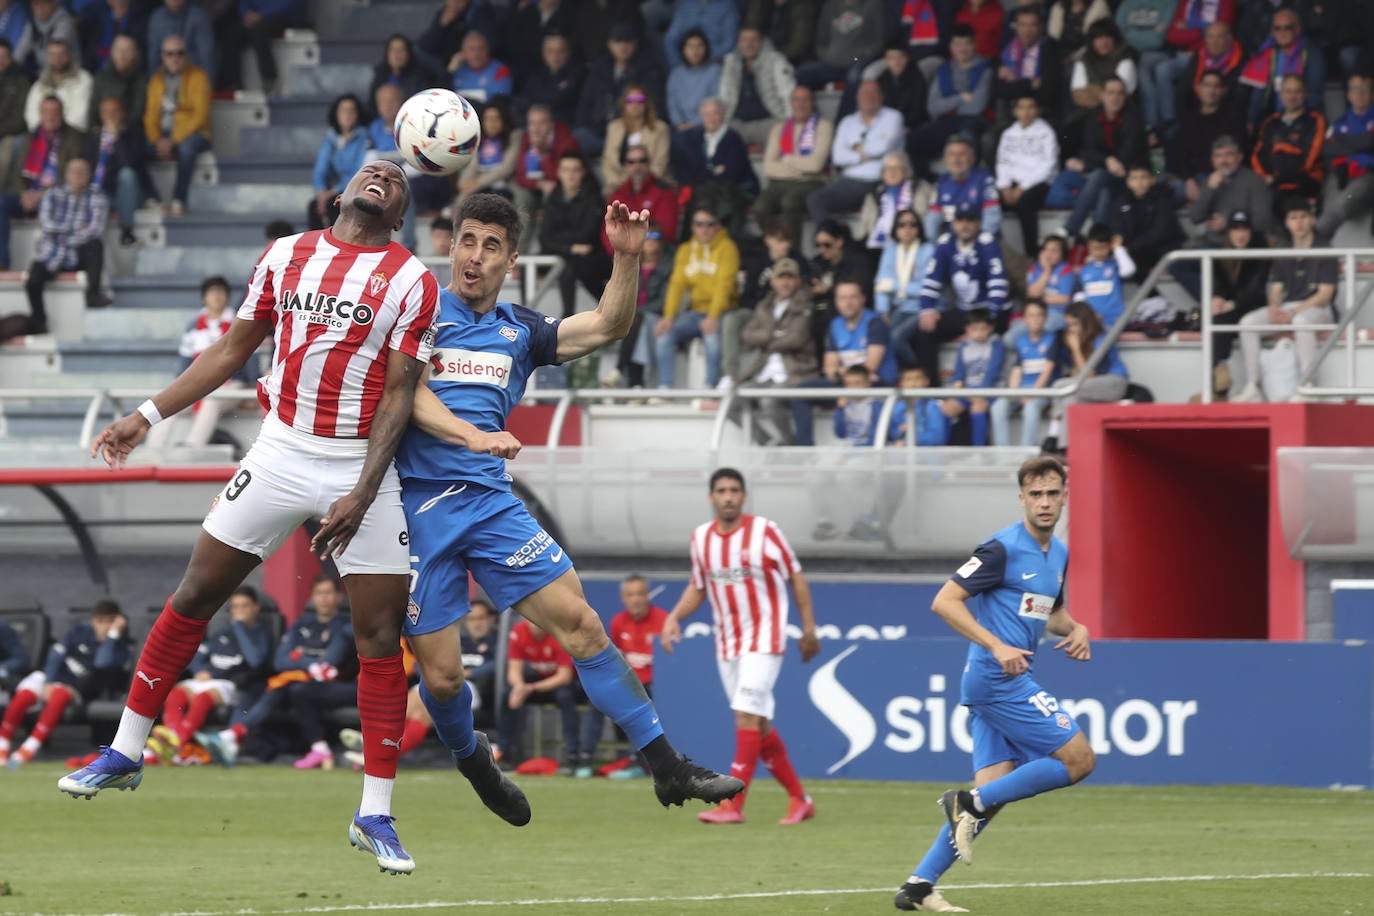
[
  {"xmin": 173, "ymin": 677, "xmax": 239, "ymax": 708},
  {"xmin": 201, "ymin": 414, "xmax": 410, "ymax": 576},
  {"xmin": 716, "ymin": 652, "xmax": 784, "ymax": 719}
]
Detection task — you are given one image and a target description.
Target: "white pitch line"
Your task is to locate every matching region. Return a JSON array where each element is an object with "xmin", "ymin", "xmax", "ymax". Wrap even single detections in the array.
[{"xmin": 8, "ymin": 871, "xmax": 1370, "ymax": 916}]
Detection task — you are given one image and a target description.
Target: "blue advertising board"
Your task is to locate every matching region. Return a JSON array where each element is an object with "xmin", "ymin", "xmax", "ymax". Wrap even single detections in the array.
[
  {"xmin": 1331, "ymin": 581, "xmax": 1374, "ymax": 640},
  {"xmin": 653, "ymin": 638, "xmax": 1374, "ymax": 788},
  {"xmin": 580, "ymin": 577, "xmax": 946, "ymax": 640}
]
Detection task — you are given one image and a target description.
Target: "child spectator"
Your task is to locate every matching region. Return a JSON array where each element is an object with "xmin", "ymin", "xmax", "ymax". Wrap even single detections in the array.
[
  {"xmin": 1074, "ymin": 223, "xmax": 1136, "ymax": 327},
  {"xmin": 145, "ymin": 275, "xmax": 259, "ymax": 449},
  {"xmin": 991, "ymin": 299, "xmax": 1059, "ymax": 445},
  {"xmin": 940, "ymin": 308, "xmax": 1005, "ymax": 446},
  {"xmin": 0, "ymin": 600, "xmax": 132, "ymax": 767},
  {"xmin": 995, "ymin": 91, "xmax": 1059, "ymax": 254},
  {"xmin": 1108, "ymin": 163, "xmax": 1183, "ymax": 279},
  {"xmin": 896, "ymin": 364, "xmax": 951, "ymax": 446},
  {"xmin": 1022, "ymin": 235, "xmax": 1075, "ymax": 335},
  {"xmin": 834, "ymin": 362, "xmax": 903, "ymax": 446}
]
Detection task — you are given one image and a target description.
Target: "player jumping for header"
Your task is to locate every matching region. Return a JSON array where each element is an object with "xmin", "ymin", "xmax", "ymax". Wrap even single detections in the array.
[
  {"xmin": 395, "ymin": 192, "xmax": 744, "ymax": 816},
  {"xmin": 894, "ymin": 455, "xmax": 1094, "ymax": 912},
  {"xmin": 60, "ymin": 161, "xmax": 439, "ymax": 876}
]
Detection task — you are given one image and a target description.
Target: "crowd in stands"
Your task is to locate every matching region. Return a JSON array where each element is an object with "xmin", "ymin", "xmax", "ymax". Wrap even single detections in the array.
[
  {"xmin": 0, "ymin": 572, "xmax": 666, "ymax": 773},
  {"xmin": 1, "ymin": 0, "xmax": 1371, "ymax": 414}
]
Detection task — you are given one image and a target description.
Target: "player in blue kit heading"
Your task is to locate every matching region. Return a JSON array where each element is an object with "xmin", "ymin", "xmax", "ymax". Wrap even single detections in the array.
[
  {"xmin": 894, "ymin": 455, "xmax": 1094, "ymax": 913},
  {"xmin": 394, "ymin": 192, "xmax": 743, "ymax": 819}
]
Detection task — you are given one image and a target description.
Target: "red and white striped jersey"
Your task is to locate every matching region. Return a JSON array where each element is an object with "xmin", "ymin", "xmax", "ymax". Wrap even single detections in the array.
[
  {"xmin": 689, "ymin": 514, "xmax": 802, "ymax": 660},
  {"xmin": 237, "ymin": 229, "xmax": 440, "ymax": 438}
]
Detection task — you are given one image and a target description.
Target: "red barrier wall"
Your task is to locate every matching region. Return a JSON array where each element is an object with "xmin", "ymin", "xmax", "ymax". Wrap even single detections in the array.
[{"xmin": 1068, "ymin": 403, "xmax": 1374, "ymax": 640}]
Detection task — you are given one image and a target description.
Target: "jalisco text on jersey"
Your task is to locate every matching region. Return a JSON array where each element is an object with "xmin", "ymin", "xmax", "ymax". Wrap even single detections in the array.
[{"xmin": 277, "ymin": 288, "xmax": 377, "ymax": 326}]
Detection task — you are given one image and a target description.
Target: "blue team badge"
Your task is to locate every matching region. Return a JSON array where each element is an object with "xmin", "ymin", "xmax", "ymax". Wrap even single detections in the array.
[
  {"xmin": 1055, "ymin": 713, "xmax": 1072, "ymax": 729},
  {"xmin": 499, "ymin": 326, "xmax": 518, "ymax": 342}
]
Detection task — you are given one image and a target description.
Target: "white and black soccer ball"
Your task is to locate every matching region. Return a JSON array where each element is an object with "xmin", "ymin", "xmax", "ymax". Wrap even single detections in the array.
[{"xmin": 393, "ymin": 88, "xmax": 481, "ymax": 176}]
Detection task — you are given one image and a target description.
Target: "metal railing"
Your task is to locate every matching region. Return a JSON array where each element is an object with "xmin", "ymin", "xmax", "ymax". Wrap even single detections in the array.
[
  {"xmin": 1192, "ymin": 247, "xmax": 1374, "ymax": 402},
  {"xmin": 6, "ymin": 248, "xmax": 1373, "ymax": 456},
  {"xmin": 419, "ymin": 253, "xmax": 565, "ymax": 311}
]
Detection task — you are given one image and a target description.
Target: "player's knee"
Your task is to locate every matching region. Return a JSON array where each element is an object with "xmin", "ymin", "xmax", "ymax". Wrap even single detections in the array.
[
  {"xmin": 1065, "ymin": 743, "xmax": 1096, "ymax": 783},
  {"xmin": 560, "ymin": 604, "xmax": 611, "ymax": 659},
  {"xmin": 422, "ymin": 664, "xmax": 466, "ymax": 702}
]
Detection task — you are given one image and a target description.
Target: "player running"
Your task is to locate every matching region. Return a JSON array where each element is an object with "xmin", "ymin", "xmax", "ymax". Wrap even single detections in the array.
[
  {"xmin": 660, "ymin": 468, "xmax": 821, "ymax": 825},
  {"xmin": 893, "ymin": 455, "xmax": 1094, "ymax": 913},
  {"xmin": 394, "ymin": 192, "xmax": 744, "ymax": 815},
  {"xmin": 58, "ymin": 160, "xmax": 439, "ymax": 876}
]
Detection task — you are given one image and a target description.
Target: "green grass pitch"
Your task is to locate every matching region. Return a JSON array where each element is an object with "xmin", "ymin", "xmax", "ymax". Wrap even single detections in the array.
[{"xmin": 2, "ymin": 764, "xmax": 1371, "ymax": 915}]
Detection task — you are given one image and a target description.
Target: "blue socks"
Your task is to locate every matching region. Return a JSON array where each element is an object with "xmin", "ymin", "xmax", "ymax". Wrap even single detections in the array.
[
  {"xmin": 971, "ymin": 412, "xmax": 989, "ymax": 446},
  {"xmin": 573, "ymin": 646, "xmax": 664, "ymax": 750},
  {"xmin": 912, "ymin": 818, "xmax": 990, "ymax": 884},
  {"xmin": 976, "ymin": 757, "xmax": 1071, "ymax": 808},
  {"xmin": 418, "ymin": 678, "xmax": 477, "ymax": 760}
]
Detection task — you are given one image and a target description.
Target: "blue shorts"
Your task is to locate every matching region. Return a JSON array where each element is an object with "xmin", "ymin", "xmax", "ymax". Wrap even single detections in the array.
[
  {"xmin": 401, "ymin": 479, "xmax": 573, "ymax": 636},
  {"xmin": 968, "ymin": 685, "xmax": 1081, "ymax": 772}
]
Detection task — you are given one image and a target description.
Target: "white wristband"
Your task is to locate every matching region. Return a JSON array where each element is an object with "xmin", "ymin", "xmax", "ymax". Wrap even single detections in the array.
[{"xmin": 137, "ymin": 399, "xmax": 163, "ymax": 426}]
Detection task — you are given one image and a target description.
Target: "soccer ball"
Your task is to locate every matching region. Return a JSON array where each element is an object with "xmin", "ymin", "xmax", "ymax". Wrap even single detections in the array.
[{"xmin": 393, "ymin": 89, "xmax": 481, "ymax": 176}]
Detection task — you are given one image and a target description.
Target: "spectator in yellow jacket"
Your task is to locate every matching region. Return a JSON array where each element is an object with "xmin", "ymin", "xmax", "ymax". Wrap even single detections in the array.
[
  {"xmin": 144, "ymin": 34, "xmax": 211, "ymax": 216},
  {"xmin": 653, "ymin": 205, "xmax": 740, "ymax": 389}
]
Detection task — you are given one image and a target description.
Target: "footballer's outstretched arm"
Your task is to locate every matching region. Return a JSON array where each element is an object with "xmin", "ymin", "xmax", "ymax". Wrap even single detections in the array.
[
  {"xmin": 555, "ymin": 203, "xmax": 650, "ymax": 362},
  {"xmin": 91, "ymin": 317, "xmax": 271, "ymax": 467}
]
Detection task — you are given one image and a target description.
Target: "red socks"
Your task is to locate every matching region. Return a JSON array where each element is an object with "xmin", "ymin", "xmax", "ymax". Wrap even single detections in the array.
[
  {"xmin": 163, "ymin": 687, "xmax": 190, "ymax": 736},
  {"xmin": 30, "ymin": 685, "xmax": 72, "ymax": 745},
  {"xmin": 357, "ymin": 653, "xmax": 407, "ymax": 778},
  {"xmin": 178, "ymin": 691, "xmax": 219, "ymax": 742},
  {"xmin": 401, "ymin": 716, "xmax": 429, "ymax": 758},
  {"xmin": 0, "ymin": 688, "xmax": 37, "ymax": 740},
  {"xmin": 731, "ymin": 727, "xmax": 763, "ymax": 808},
  {"xmin": 761, "ymin": 729, "xmax": 806, "ymax": 799},
  {"xmin": 127, "ymin": 600, "xmax": 209, "ymax": 718}
]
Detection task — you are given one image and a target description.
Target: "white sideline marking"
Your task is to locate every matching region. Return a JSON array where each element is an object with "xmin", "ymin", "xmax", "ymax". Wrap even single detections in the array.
[{"xmin": 13, "ymin": 872, "xmax": 1370, "ymax": 916}]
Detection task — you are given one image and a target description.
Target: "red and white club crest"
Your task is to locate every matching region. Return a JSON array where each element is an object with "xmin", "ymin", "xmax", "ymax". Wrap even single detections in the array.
[{"xmin": 369, "ymin": 271, "xmax": 389, "ymax": 297}]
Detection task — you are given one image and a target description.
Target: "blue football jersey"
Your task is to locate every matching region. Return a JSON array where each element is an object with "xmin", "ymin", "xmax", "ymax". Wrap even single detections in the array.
[
  {"xmin": 950, "ymin": 521, "xmax": 1068, "ymax": 705},
  {"xmin": 1076, "ymin": 258, "xmax": 1126, "ymax": 327},
  {"xmin": 395, "ymin": 291, "xmax": 561, "ymax": 488},
  {"xmin": 1012, "ymin": 331, "xmax": 1058, "ymax": 387}
]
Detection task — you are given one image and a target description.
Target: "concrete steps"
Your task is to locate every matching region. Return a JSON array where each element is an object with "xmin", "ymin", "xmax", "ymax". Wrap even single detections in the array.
[
  {"xmin": 135, "ymin": 245, "xmax": 265, "ymax": 280},
  {"xmin": 112, "ymin": 276, "xmax": 218, "ymax": 310},
  {"xmin": 187, "ymin": 182, "xmax": 316, "ymax": 215},
  {"xmin": 161, "ymin": 213, "xmax": 290, "ymax": 248},
  {"xmin": 213, "ymin": 156, "xmax": 314, "ymax": 185}
]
